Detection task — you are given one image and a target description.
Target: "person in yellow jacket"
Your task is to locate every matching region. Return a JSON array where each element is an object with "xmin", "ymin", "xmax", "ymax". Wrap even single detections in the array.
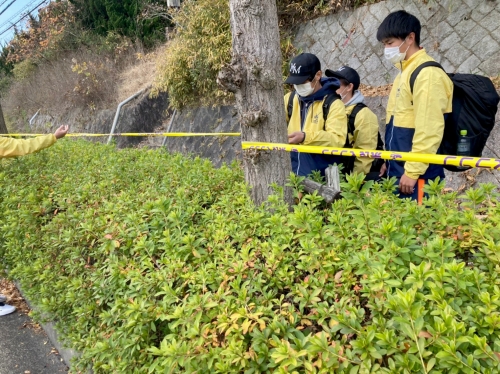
[
  {"xmin": 377, "ymin": 10, "xmax": 453, "ymax": 200},
  {"xmin": 284, "ymin": 53, "xmax": 347, "ymax": 177},
  {"xmin": 0, "ymin": 125, "xmax": 69, "ymax": 158},
  {"xmin": 325, "ymin": 66, "xmax": 379, "ymax": 175},
  {"xmin": 0, "ymin": 124, "xmax": 68, "ymax": 316}
]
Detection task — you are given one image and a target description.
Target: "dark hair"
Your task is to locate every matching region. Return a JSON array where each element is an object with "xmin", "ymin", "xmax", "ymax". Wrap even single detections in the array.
[
  {"xmin": 309, "ymin": 70, "xmax": 321, "ymax": 82},
  {"xmin": 376, "ymin": 10, "xmax": 421, "ymax": 46},
  {"xmin": 339, "ymin": 78, "xmax": 350, "ymax": 87}
]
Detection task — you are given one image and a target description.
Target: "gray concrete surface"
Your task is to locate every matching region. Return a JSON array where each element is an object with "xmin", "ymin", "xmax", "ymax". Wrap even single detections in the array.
[
  {"xmin": 293, "ymin": 0, "xmax": 500, "ymax": 86},
  {"xmin": 30, "ymin": 91, "xmax": 171, "ymax": 149},
  {"xmin": 14, "ymin": 281, "xmax": 82, "ymax": 373},
  {"xmin": 0, "ymin": 312, "xmax": 68, "ymax": 374}
]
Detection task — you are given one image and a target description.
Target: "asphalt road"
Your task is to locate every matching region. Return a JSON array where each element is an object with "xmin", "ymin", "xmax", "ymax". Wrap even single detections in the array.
[{"xmin": 0, "ymin": 311, "xmax": 68, "ymax": 374}]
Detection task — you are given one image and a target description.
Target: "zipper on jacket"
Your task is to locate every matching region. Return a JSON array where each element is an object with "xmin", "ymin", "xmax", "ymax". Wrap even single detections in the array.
[
  {"xmin": 388, "ymin": 62, "xmax": 404, "ymax": 177},
  {"xmin": 296, "ymin": 101, "xmax": 312, "ymax": 175}
]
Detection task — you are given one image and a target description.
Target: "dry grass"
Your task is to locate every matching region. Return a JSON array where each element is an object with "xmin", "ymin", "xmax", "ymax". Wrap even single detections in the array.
[
  {"xmin": 2, "ymin": 50, "xmax": 118, "ymax": 131},
  {"xmin": 3, "ymin": 55, "xmax": 83, "ymax": 128},
  {"xmin": 116, "ymin": 45, "xmax": 166, "ymax": 101},
  {"xmin": 360, "ymin": 83, "xmax": 392, "ymax": 97},
  {"xmin": 1, "ymin": 42, "xmax": 154, "ymax": 132},
  {"xmin": 277, "ymin": 0, "xmax": 382, "ymax": 27},
  {"xmin": 491, "ymin": 76, "xmax": 500, "ymax": 90}
]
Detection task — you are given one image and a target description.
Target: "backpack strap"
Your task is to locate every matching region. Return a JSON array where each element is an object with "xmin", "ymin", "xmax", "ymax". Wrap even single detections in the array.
[
  {"xmin": 287, "ymin": 90, "xmax": 296, "ymax": 121},
  {"xmin": 349, "ymin": 103, "xmax": 385, "ymax": 151},
  {"xmin": 322, "ymin": 93, "xmax": 341, "ymax": 123},
  {"xmin": 344, "ymin": 102, "xmax": 367, "ymax": 148},
  {"xmin": 347, "ymin": 103, "xmax": 367, "ymax": 136},
  {"xmin": 409, "ymin": 61, "xmax": 445, "ymax": 95},
  {"xmin": 288, "ymin": 92, "xmax": 340, "ymax": 129}
]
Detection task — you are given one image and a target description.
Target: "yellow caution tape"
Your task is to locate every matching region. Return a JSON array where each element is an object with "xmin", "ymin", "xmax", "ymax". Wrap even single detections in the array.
[
  {"xmin": 241, "ymin": 142, "xmax": 500, "ymax": 170},
  {"xmin": 2, "ymin": 133, "xmax": 499, "ymax": 169}
]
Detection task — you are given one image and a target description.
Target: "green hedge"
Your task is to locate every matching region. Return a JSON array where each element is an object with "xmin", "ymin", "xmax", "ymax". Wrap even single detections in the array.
[{"xmin": 1, "ymin": 141, "xmax": 500, "ymax": 373}]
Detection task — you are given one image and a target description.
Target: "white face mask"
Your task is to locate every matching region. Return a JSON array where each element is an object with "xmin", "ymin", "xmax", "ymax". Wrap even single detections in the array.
[
  {"xmin": 294, "ymin": 79, "xmax": 317, "ymax": 97},
  {"xmin": 338, "ymin": 86, "xmax": 349, "ymax": 102},
  {"xmin": 384, "ymin": 39, "xmax": 409, "ymax": 64}
]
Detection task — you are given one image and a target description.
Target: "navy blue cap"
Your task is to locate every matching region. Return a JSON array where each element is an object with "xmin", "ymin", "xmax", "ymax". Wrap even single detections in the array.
[
  {"xmin": 325, "ymin": 66, "xmax": 361, "ymax": 90},
  {"xmin": 284, "ymin": 53, "xmax": 321, "ymax": 85}
]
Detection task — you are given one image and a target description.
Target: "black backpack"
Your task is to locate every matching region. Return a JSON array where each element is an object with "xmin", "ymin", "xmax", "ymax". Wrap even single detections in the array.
[
  {"xmin": 287, "ymin": 92, "xmax": 384, "ymax": 174},
  {"xmin": 345, "ymin": 103, "xmax": 385, "ymax": 174},
  {"xmin": 410, "ymin": 62, "xmax": 500, "ymax": 172},
  {"xmin": 286, "ymin": 90, "xmax": 339, "ymax": 124}
]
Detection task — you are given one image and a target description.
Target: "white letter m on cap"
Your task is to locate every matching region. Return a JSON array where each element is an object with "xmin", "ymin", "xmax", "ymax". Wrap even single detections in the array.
[{"xmin": 290, "ymin": 63, "xmax": 301, "ymax": 74}]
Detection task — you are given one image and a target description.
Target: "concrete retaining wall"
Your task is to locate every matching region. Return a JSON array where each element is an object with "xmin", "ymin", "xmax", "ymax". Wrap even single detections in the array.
[{"xmin": 293, "ymin": 0, "xmax": 500, "ymax": 86}]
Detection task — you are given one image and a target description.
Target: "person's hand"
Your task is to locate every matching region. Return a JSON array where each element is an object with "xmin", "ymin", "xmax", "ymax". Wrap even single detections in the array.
[
  {"xmin": 379, "ymin": 162, "xmax": 387, "ymax": 177},
  {"xmin": 399, "ymin": 174, "xmax": 418, "ymax": 194},
  {"xmin": 54, "ymin": 125, "xmax": 69, "ymax": 139},
  {"xmin": 288, "ymin": 131, "xmax": 305, "ymax": 144}
]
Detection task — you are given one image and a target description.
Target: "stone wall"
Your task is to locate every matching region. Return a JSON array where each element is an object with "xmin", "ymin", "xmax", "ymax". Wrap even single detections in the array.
[
  {"xmin": 157, "ymin": 94, "xmax": 500, "ymax": 190},
  {"xmin": 46, "ymin": 0, "xmax": 499, "ymax": 189},
  {"xmin": 31, "ymin": 91, "xmax": 170, "ymax": 148},
  {"xmin": 162, "ymin": 106, "xmax": 242, "ymax": 168},
  {"xmin": 162, "ymin": 0, "xmax": 499, "ymax": 188},
  {"xmin": 293, "ymin": 0, "xmax": 500, "ymax": 86}
]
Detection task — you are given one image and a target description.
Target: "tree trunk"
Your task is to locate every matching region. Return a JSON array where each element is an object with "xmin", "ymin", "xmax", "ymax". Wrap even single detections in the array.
[
  {"xmin": 0, "ymin": 100, "xmax": 8, "ymax": 135},
  {"xmin": 221, "ymin": 0, "xmax": 293, "ymax": 206}
]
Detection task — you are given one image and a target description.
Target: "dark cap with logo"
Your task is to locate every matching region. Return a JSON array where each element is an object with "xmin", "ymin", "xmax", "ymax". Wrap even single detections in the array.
[
  {"xmin": 284, "ymin": 53, "xmax": 321, "ymax": 85},
  {"xmin": 325, "ymin": 66, "xmax": 361, "ymax": 90}
]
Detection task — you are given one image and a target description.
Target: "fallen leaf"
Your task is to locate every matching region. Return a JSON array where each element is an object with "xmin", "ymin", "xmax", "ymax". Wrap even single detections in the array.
[
  {"xmin": 334, "ymin": 270, "xmax": 343, "ymax": 281},
  {"xmin": 418, "ymin": 331, "xmax": 433, "ymax": 338}
]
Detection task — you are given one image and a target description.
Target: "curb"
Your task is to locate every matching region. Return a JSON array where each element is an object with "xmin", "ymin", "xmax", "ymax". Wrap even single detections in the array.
[{"xmin": 14, "ymin": 280, "xmax": 93, "ymax": 373}]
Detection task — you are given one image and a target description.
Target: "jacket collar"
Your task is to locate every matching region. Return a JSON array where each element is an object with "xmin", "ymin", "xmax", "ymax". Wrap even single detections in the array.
[
  {"xmin": 398, "ymin": 48, "xmax": 427, "ymax": 71},
  {"xmin": 298, "ymin": 77, "xmax": 340, "ymax": 104},
  {"xmin": 345, "ymin": 90, "xmax": 365, "ymax": 107}
]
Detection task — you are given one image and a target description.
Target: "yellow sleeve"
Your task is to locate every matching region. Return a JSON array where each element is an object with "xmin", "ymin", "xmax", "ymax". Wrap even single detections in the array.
[
  {"xmin": 0, "ymin": 134, "xmax": 57, "ymax": 158},
  {"xmin": 352, "ymin": 108, "xmax": 379, "ymax": 175},
  {"xmin": 302, "ymin": 99, "xmax": 347, "ymax": 147},
  {"xmin": 404, "ymin": 68, "xmax": 453, "ymax": 179},
  {"xmin": 385, "ymin": 74, "xmax": 400, "ymax": 122}
]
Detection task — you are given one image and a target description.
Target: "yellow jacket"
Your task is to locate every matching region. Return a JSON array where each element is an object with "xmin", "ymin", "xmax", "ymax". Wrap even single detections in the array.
[
  {"xmin": 385, "ymin": 49, "xmax": 453, "ymax": 180},
  {"xmin": 0, "ymin": 134, "xmax": 56, "ymax": 158},
  {"xmin": 285, "ymin": 93, "xmax": 347, "ymax": 147},
  {"xmin": 284, "ymin": 79, "xmax": 349, "ymax": 176},
  {"xmin": 346, "ymin": 103, "xmax": 379, "ymax": 175}
]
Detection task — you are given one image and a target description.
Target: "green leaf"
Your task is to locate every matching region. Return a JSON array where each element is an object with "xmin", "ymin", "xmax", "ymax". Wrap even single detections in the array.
[{"xmin": 427, "ymin": 357, "xmax": 436, "ymax": 371}]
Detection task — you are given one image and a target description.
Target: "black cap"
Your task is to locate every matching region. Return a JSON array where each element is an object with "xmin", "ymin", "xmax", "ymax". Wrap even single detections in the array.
[
  {"xmin": 325, "ymin": 66, "xmax": 361, "ymax": 90},
  {"xmin": 284, "ymin": 53, "xmax": 321, "ymax": 85}
]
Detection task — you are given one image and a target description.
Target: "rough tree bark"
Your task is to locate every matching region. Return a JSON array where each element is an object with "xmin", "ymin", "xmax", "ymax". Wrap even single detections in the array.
[
  {"xmin": 219, "ymin": 0, "xmax": 293, "ymax": 206},
  {"xmin": 0, "ymin": 100, "xmax": 8, "ymax": 135}
]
